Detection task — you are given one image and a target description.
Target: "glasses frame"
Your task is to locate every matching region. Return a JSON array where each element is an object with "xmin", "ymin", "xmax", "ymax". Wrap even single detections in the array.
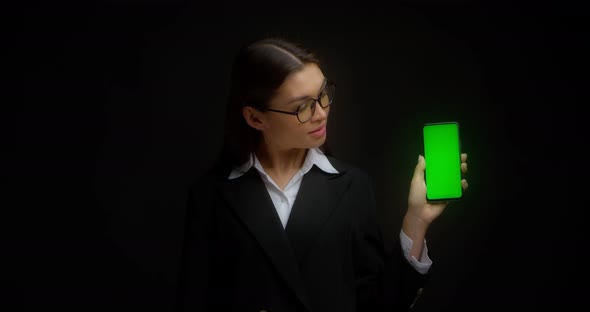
[{"xmin": 261, "ymin": 81, "xmax": 335, "ymax": 123}]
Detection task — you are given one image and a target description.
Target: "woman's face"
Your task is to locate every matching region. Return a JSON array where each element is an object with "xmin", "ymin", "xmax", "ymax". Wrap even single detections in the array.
[{"xmin": 255, "ymin": 63, "xmax": 330, "ymax": 151}]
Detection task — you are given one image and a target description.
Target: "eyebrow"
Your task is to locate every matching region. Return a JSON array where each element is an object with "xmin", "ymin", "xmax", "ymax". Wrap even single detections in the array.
[{"xmin": 286, "ymin": 78, "xmax": 328, "ymax": 104}]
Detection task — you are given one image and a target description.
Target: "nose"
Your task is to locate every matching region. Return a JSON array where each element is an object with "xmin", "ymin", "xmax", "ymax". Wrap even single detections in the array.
[{"xmin": 311, "ymin": 101, "xmax": 328, "ymax": 121}]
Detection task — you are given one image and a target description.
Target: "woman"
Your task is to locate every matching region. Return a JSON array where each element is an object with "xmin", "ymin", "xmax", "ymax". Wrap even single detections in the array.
[{"xmin": 176, "ymin": 37, "xmax": 469, "ymax": 312}]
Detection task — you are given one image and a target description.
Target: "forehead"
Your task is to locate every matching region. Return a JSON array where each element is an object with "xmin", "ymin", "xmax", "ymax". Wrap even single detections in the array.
[{"xmin": 273, "ymin": 63, "xmax": 325, "ymax": 103}]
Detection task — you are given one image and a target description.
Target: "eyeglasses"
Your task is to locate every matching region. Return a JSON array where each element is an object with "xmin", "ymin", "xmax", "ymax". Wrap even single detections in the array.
[{"xmin": 261, "ymin": 81, "xmax": 335, "ymax": 123}]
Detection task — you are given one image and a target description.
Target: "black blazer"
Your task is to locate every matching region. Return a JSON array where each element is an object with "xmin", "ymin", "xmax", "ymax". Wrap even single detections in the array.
[{"xmin": 176, "ymin": 156, "xmax": 431, "ymax": 312}]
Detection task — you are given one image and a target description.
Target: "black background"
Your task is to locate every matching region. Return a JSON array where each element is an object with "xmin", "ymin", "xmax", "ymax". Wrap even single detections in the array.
[{"xmin": 11, "ymin": 0, "xmax": 587, "ymax": 311}]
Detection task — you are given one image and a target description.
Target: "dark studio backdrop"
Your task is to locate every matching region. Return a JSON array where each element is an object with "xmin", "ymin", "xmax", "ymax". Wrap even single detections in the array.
[{"xmin": 11, "ymin": 0, "xmax": 587, "ymax": 311}]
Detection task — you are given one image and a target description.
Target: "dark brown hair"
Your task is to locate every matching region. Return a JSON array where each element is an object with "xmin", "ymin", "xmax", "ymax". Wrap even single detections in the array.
[{"xmin": 216, "ymin": 37, "xmax": 332, "ymax": 169}]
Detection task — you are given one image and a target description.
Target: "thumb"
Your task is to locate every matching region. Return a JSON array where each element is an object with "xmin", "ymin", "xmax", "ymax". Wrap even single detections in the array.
[{"xmin": 413, "ymin": 155, "xmax": 425, "ymax": 181}]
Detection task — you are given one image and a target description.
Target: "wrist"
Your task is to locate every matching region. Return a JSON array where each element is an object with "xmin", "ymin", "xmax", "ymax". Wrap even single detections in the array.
[{"xmin": 402, "ymin": 214, "xmax": 429, "ymax": 242}]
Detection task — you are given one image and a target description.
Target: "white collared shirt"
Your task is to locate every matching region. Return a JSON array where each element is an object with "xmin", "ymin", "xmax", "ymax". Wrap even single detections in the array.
[{"xmin": 229, "ymin": 147, "xmax": 432, "ymax": 274}]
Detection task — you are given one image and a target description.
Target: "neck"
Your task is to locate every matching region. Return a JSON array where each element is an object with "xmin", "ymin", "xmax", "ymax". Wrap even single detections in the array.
[{"xmin": 255, "ymin": 143, "xmax": 308, "ymax": 175}]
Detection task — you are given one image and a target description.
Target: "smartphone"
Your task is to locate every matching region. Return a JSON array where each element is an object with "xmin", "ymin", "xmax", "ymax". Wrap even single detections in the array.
[{"xmin": 422, "ymin": 122, "xmax": 463, "ymax": 202}]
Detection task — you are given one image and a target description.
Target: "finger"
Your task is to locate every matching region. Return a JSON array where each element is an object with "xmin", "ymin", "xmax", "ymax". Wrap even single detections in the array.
[
  {"xmin": 461, "ymin": 162, "xmax": 468, "ymax": 174},
  {"xmin": 413, "ymin": 155, "xmax": 425, "ymax": 181},
  {"xmin": 461, "ymin": 179, "xmax": 468, "ymax": 190},
  {"xmin": 461, "ymin": 153, "xmax": 468, "ymax": 163}
]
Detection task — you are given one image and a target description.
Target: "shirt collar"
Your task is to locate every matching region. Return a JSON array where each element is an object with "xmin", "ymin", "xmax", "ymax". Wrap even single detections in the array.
[{"xmin": 228, "ymin": 147, "xmax": 339, "ymax": 180}]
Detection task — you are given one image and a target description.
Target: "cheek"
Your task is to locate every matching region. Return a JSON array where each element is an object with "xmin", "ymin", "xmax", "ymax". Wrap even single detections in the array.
[{"xmin": 269, "ymin": 119, "xmax": 305, "ymax": 137}]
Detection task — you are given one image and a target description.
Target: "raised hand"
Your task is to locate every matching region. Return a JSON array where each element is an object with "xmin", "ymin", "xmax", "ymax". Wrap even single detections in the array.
[{"xmin": 406, "ymin": 153, "xmax": 469, "ymax": 227}]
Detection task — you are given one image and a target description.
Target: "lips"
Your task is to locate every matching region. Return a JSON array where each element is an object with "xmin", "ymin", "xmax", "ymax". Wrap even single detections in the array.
[{"xmin": 309, "ymin": 125, "xmax": 326, "ymax": 133}]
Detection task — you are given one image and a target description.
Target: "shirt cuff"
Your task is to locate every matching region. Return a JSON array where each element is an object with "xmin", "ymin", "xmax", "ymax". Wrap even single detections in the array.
[{"xmin": 399, "ymin": 230, "xmax": 433, "ymax": 275}]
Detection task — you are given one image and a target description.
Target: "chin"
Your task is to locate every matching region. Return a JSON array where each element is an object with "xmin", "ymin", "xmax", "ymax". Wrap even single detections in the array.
[{"xmin": 308, "ymin": 138, "xmax": 327, "ymax": 148}]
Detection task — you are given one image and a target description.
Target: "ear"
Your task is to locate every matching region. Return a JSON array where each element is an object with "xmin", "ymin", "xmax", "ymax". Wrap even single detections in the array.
[{"xmin": 242, "ymin": 106, "xmax": 266, "ymax": 131}]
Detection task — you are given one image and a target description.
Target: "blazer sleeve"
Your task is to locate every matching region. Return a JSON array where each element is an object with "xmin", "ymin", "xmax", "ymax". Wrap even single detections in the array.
[
  {"xmin": 174, "ymin": 175, "xmax": 215, "ymax": 312},
  {"xmin": 352, "ymin": 170, "xmax": 432, "ymax": 312}
]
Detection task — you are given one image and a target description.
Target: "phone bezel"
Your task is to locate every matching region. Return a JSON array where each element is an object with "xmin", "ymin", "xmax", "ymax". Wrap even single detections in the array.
[{"xmin": 422, "ymin": 121, "xmax": 463, "ymax": 203}]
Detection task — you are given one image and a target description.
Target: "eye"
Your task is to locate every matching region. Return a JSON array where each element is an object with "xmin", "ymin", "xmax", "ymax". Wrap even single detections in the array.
[{"xmin": 298, "ymin": 99, "xmax": 315, "ymax": 112}]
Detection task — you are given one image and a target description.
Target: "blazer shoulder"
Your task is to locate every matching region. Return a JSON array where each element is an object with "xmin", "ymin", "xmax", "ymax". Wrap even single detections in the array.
[{"xmin": 186, "ymin": 163, "xmax": 231, "ymax": 194}]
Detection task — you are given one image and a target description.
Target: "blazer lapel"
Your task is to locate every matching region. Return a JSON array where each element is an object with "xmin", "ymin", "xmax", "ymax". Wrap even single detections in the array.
[
  {"xmin": 222, "ymin": 168, "xmax": 312, "ymax": 311},
  {"xmin": 285, "ymin": 165, "xmax": 351, "ymax": 264}
]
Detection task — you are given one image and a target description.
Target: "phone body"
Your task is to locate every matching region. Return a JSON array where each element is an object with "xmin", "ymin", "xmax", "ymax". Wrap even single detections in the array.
[{"xmin": 422, "ymin": 121, "xmax": 463, "ymax": 202}]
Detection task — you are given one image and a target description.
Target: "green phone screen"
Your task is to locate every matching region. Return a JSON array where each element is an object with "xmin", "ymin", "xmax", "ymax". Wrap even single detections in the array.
[{"xmin": 423, "ymin": 122, "xmax": 463, "ymax": 202}]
